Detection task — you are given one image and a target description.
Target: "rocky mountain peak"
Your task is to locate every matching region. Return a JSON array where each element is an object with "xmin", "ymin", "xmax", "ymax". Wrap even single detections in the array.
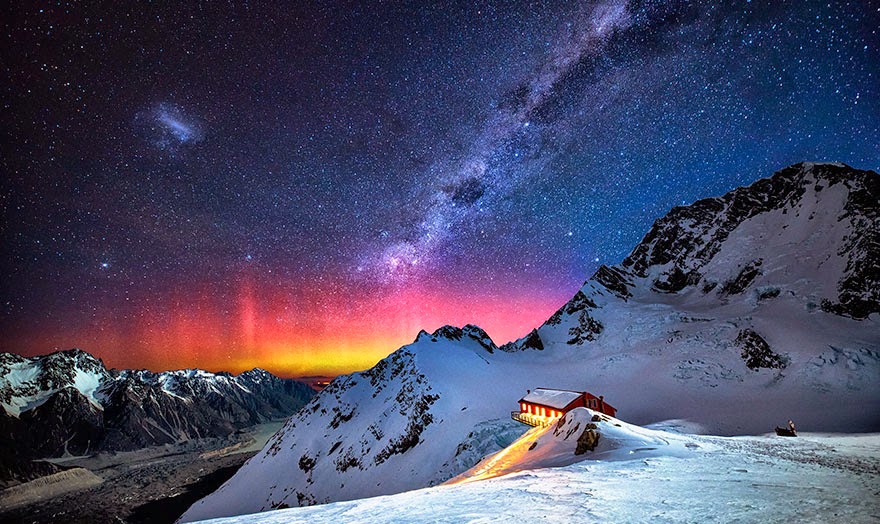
[
  {"xmin": 238, "ymin": 368, "xmax": 273, "ymax": 382},
  {"xmin": 430, "ymin": 325, "xmax": 466, "ymax": 340},
  {"xmin": 612, "ymin": 162, "xmax": 877, "ymax": 317},
  {"xmin": 43, "ymin": 347, "xmax": 106, "ymax": 370},
  {"xmin": 426, "ymin": 324, "xmax": 497, "ymax": 353}
]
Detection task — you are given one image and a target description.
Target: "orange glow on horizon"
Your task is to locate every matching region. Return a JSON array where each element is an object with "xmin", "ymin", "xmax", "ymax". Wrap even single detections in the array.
[{"xmin": 9, "ymin": 273, "xmax": 572, "ymax": 378}]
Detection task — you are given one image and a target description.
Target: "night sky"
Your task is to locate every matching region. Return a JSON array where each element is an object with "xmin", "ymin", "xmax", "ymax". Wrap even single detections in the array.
[{"xmin": 2, "ymin": 1, "xmax": 878, "ymax": 377}]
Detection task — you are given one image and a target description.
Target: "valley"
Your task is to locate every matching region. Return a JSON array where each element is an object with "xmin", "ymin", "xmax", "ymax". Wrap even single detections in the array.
[{"xmin": 0, "ymin": 421, "xmax": 285, "ymax": 524}]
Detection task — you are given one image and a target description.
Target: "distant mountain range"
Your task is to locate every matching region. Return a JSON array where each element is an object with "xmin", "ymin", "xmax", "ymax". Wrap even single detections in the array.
[
  {"xmin": 179, "ymin": 162, "xmax": 880, "ymax": 522},
  {"xmin": 0, "ymin": 349, "xmax": 315, "ymax": 487}
]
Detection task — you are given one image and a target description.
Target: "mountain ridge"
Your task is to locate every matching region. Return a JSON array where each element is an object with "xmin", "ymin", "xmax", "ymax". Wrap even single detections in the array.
[
  {"xmin": 498, "ymin": 161, "xmax": 878, "ymax": 355},
  {"xmin": 0, "ymin": 348, "xmax": 315, "ymax": 487}
]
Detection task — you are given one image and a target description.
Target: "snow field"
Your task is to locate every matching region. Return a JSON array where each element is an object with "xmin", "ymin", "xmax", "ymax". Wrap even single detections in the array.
[{"xmin": 191, "ymin": 431, "xmax": 880, "ymax": 524}]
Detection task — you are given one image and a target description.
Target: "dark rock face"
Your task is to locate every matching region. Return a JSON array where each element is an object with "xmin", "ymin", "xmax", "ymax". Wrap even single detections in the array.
[
  {"xmin": 825, "ymin": 170, "xmax": 880, "ymax": 319},
  {"xmin": 499, "ymin": 328, "xmax": 545, "ymax": 353},
  {"xmin": 0, "ymin": 436, "xmax": 61, "ymax": 489},
  {"xmin": 99, "ymin": 375, "xmax": 232, "ymax": 451},
  {"xmin": 0, "ymin": 388, "xmax": 106, "ymax": 486},
  {"xmin": 461, "ymin": 325, "xmax": 497, "ymax": 353},
  {"xmin": 298, "ymin": 454, "xmax": 316, "ymax": 474},
  {"xmin": 720, "ymin": 259, "xmax": 763, "ymax": 297},
  {"xmin": 521, "ymin": 329, "xmax": 544, "ymax": 351},
  {"xmin": 736, "ymin": 329, "xmax": 787, "ymax": 371},
  {"xmin": 430, "ymin": 325, "xmax": 466, "ymax": 341},
  {"xmin": 546, "ymin": 290, "xmax": 598, "ymax": 326},
  {"xmin": 592, "ymin": 265, "xmax": 634, "ymax": 299},
  {"xmin": 574, "ymin": 426, "xmax": 600, "ymax": 455},
  {"xmin": 373, "ymin": 391, "xmax": 439, "ymax": 465},
  {"xmin": 567, "ymin": 312, "xmax": 604, "ymax": 345},
  {"xmin": 428, "ymin": 325, "xmax": 497, "ymax": 353},
  {"xmin": 20, "ymin": 388, "xmax": 105, "ymax": 456},
  {"xmin": 651, "ymin": 266, "xmax": 692, "ymax": 294},
  {"xmin": 535, "ymin": 287, "xmax": 606, "ymax": 347},
  {"xmin": 0, "ymin": 349, "xmax": 315, "ymax": 486}
]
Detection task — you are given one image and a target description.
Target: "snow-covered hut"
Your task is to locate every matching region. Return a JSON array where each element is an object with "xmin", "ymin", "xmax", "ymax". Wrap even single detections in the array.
[{"xmin": 512, "ymin": 388, "xmax": 617, "ymax": 426}]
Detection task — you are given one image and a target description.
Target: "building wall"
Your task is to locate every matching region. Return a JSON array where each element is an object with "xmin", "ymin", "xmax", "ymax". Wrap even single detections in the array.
[{"xmin": 519, "ymin": 392, "xmax": 617, "ymax": 418}]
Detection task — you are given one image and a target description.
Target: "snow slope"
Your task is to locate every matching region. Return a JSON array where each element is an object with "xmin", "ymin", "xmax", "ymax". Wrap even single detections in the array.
[
  {"xmin": 190, "ymin": 428, "xmax": 880, "ymax": 524},
  {"xmin": 180, "ymin": 162, "xmax": 880, "ymax": 522}
]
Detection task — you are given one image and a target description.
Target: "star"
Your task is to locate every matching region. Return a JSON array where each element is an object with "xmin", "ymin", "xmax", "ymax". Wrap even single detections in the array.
[{"xmin": 2, "ymin": 0, "xmax": 876, "ymax": 377}]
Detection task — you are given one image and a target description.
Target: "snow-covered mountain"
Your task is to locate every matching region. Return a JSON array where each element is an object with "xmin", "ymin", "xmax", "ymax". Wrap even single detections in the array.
[
  {"xmin": 0, "ymin": 348, "xmax": 315, "ymax": 486},
  {"xmin": 179, "ymin": 162, "xmax": 880, "ymax": 522}
]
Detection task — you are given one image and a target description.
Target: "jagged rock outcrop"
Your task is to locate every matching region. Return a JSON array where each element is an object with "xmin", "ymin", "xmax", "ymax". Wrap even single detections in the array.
[{"xmin": 736, "ymin": 329, "xmax": 787, "ymax": 371}]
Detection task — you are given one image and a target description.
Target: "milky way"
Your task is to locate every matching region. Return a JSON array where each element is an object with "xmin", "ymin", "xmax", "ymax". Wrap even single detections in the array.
[
  {"xmin": 365, "ymin": 0, "xmax": 634, "ymax": 283},
  {"xmin": 2, "ymin": 1, "xmax": 878, "ymax": 376}
]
